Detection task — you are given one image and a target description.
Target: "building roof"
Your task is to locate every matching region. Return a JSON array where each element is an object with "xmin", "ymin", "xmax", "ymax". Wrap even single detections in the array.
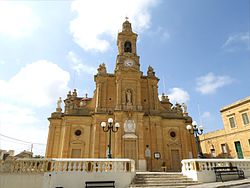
[{"xmin": 220, "ymin": 96, "xmax": 250, "ymax": 112}]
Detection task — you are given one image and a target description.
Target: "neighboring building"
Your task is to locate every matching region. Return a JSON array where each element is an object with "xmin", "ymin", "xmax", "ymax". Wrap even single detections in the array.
[
  {"xmin": 200, "ymin": 96, "xmax": 250, "ymax": 159},
  {"xmin": 15, "ymin": 150, "xmax": 33, "ymax": 158},
  {"xmin": 0, "ymin": 150, "xmax": 14, "ymax": 160},
  {"xmin": 45, "ymin": 20, "xmax": 197, "ymax": 171}
]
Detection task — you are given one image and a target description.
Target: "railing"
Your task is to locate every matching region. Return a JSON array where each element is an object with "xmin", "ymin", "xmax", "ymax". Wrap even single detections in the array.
[
  {"xmin": 182, "ymin": 159, "xmax": 250, "ymax": 182},
  {"xmin": 0, "ymin": 158, "xmax": 135, "ymax": 174}
]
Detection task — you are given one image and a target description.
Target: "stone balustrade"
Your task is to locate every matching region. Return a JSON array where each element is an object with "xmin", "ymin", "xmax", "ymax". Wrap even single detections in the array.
[
  {"xmin": 0, "ymin": 158, "xmax": 135, "ymax": 188},
  {"xmin": 182, "ymin": 159, "xmax": 250, "ymax": 182},
  {"xmin": 0, "ymin": 158, "xmax": 135, "ymax": 173}
]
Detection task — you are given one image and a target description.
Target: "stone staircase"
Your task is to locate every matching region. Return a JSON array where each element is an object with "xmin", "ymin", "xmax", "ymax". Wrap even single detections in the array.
[{"xmin": 129, "ymin": 172, "xmax": 199, "ymax": 188}]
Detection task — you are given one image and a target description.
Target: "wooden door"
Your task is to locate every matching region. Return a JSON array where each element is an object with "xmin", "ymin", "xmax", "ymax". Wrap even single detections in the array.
[
  {"xmin": 124, "ymin": 139, "xmax": 138, "ymax": 168},
  {"xmin": 171, "ymin": 149, "xmax": 181, "ymax": 171}
]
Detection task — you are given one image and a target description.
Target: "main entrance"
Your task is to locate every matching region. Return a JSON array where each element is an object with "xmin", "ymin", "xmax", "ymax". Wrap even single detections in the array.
[
  {"xmin": 171, "ymin": 149, "xmax": 181, "ymax": 171},
  {"xmin": 124, "ymin": 139, "xmax": 138, "ymax": 169}
]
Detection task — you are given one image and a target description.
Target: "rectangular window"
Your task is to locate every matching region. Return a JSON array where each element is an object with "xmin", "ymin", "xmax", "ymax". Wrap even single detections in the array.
[
  {"xmin": 229, "ymin": 117, "xmax": 236, "ymax": 128},
  {"xmin": 221, "ymin": 144, "xmax": 227, "ymax": 153},
  {"xmin": 242, "ymin": 113, "xmax": 249, "ymax": 125}
]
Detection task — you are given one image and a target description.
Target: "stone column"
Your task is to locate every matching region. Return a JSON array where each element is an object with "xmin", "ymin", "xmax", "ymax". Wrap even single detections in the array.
[
  {"xmin": 114, "ymin": 112, "xmax": 123, "ymax": 157},
  {"xmin": 137, "ymin": 113, "xmax": 146, "ymax": 171},
  {"xmin": 136, "ymin": 81, "xmax": 142, "ymax": 110},
  {"xmin": 61, "ymin": 123, "xmax": 71, "ymax": 158},
  {"xmin": 45, "ymin": 123, "xmax": 55, "ymax": 158},
  {"xmin": 95, "ymin": 83, "xmax": 102, "ymax": 111},
  {"xmin": 116, "ymin": 79, "xmax": 122, "ymax": 110}
]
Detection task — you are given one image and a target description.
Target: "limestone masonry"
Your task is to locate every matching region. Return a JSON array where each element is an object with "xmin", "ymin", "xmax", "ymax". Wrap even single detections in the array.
[{"xmin": 45, "ymin": 20, "xmax": 197, "ymax": 171}]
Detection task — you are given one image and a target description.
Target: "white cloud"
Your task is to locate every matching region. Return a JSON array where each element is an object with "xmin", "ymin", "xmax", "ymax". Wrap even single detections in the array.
[
  {"xmin": 0, "ymin": 2, "xmax": 39, "ymax": 37},
  {"xmin": 0, "ymin": 60, "xmax": 6, "ymax": 65},
  {"xmin": 167, "ymin": 87, "xmax": 190, "ymax": 104},
  {"xmin": 0, "ymin": 103, "xmax": 47, "ymax": 155},
  {"xmin": 67, "ymin": 51, "xmax": 96, "ymax": 75},
  {"xmin": 196, "ymin": 72, "xmax": 233, "ymax": 94},
  {"xmin": 0, "ymin": 60, "xmax": 71, "ymax": 155},
  {"xmin": 223, "ymin": 32, "xmax": 250, "ymax": 51},
  {"xmin": 0, "ymin": 60, "xmax": 70, "ymax": 107},
  {"xmin": 70, "ymin": 0, "xmax": 159, "ymax": 52}
]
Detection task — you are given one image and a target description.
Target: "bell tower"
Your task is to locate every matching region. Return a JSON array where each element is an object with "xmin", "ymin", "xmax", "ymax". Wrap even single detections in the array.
[
  {"xmin": 115, "ymin": 19, "xmax": 140, "ymax": 72},
  {"xmin": 114, "ymin": 19, "xmax": 142, "ymax": 112}
]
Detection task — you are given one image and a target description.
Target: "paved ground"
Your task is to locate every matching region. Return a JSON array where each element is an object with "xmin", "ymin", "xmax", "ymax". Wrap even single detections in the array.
[{"xmin": 187, "ymin": 178, "xmax": 250, "ymax": 188}]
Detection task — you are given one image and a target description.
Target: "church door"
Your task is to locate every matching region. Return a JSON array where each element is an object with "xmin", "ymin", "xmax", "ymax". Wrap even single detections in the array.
[
  {"xmin": 171, "ymin": 149, "xmax": 181, "ymax": 171},
  {"xmin": 124, "ymin": 139, "xmax": 138, "ymax": 168}
]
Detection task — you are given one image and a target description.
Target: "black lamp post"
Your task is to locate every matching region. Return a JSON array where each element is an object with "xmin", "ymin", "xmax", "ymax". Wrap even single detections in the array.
[
  {"xmin": 100, "ymin": 118, "xmax": 120, "ymax": 159},
  {"xmin": 186, "ymin": 121, "xmax": 204, "ymax": 158}
]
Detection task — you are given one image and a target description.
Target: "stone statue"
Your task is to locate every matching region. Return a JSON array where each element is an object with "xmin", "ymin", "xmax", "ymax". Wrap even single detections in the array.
[
  {"xmin": 147, "ymin": 65, "xmax": 155, "ymax": 77},
  {"xmin": 72, "ymin": 89, "xmax": 77, "ymax": 98},
  {"xmin": 57, "ymin": 97, "xmax": 62, "ymax": 109},
  {"xmin": 175, "ymin": 103, "xmax": 183, "ymax": 113},
  {"xmin": 182, "ymin": 103, "xmax": 187, "ymax": 113},
  {"xmin": 126, "ymin": 89, "xmax": 132, "ymax": 104},
  {"xmin": 97, "ymin": 63, "xmax": 107, "ymax": 75},
  {"xmin": 67, "ymin": 91, "xmax": 71, "ymax": 99}
]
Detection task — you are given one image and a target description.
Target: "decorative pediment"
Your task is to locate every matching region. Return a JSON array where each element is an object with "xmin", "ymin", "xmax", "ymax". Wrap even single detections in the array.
[{"xmin": 70, "ymin": 140, "xmax": 84, "ymax": 145}]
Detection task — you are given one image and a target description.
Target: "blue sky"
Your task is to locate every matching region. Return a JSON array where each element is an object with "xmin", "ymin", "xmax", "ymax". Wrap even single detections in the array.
[{"xmin": 0, "ymin": 0, "xmax": 249, "ymax": 156}]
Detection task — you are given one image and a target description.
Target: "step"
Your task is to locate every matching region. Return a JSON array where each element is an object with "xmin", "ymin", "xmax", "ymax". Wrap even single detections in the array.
[
  {"xmin": 134, "ymin": 177, "xmax": 192, "ymax": 180},
  {"xmin": 129, "ymin": 172, "xmax": 199, "ymax": 188},
  {"xmin": 133, "ymin": 180, "xmax": 197, "ymax": 184},
  {"xmin": 129, "ymin": 182, "xmax": 198, "ymax": 187}
]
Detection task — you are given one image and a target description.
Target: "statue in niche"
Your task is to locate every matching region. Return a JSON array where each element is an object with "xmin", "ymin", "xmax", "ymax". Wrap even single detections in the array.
[
  {"xmin": 97, "ymin": 63, "xmax": 107, "ymax": 75},
  {"xmin": 57, "ymin": 97, "xmax": 62, "ymax": 109},
  {"xmin": 126, "ymin": 89, "xmax": 132, "ymax": 105}
]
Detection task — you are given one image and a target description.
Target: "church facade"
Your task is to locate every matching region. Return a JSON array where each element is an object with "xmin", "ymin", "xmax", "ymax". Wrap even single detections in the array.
[{"xmin": 45, "ymin": 20, "xmax": 197, "ymax": 171}]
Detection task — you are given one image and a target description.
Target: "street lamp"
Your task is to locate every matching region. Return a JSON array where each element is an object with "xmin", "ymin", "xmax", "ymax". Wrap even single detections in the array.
[
  {"xmin": 186, "ymin": 121, "xmax": 204, "ymax": 158},
  {"xmin": 100, "ymin": 118, "xmax": 120, "ymax": 158}
]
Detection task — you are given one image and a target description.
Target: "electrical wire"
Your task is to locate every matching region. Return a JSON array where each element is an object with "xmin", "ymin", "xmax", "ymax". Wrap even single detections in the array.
[{"xmin": 0, "ymin": 133, "xmax": 46, "ymax": 145}]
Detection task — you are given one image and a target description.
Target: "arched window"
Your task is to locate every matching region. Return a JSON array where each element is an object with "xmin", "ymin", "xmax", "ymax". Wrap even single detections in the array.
[{"xmin": 124, "ymin": 41, "xmax": 132, "ymax": 53}]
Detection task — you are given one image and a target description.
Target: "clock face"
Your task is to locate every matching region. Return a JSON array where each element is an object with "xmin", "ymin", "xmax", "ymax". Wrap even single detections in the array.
[{"xmin": 125, "ymin": 59, "xmax": 134, "ymax": 67}]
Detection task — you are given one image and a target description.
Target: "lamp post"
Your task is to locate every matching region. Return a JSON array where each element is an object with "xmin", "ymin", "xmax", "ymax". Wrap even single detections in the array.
[
  {"xmin": 100, "ymin": 118, "xmax": 120, "ymax": 158},
  {"xmin": 186, "ymin": 121, "xmax": 204, "ymax": 158}
]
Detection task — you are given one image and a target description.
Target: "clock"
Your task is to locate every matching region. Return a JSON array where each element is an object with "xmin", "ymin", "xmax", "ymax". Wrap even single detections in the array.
[{"xmin": 124, "ymin": 59, "xmax": 134, "ymax": 67}]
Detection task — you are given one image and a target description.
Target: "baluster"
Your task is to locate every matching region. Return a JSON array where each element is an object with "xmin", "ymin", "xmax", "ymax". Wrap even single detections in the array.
[
  {"xmin": 22, "ymin": 161, "xmax": 27, "ymax": 172},
  {"xmin": 33, "ymin": 161, "xmax": 37, "ymax": 172},
  {"xmin": 82, "ymin": 161, "xmax": 85, "ymax": 172},
  {"xmin": 62, "ymin": 161, "xmax": 67, "ymax": 172},
  {"xmin": 51, "ymin": 161, "xmax": 55, "ymax": 171},
  {"xmin": 73, "ymin": 161, "xmax": 77, "ymax": 171},
  {"xmin": 78, "ymin": 161, "xmax": 82, "ymax": 171}
]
